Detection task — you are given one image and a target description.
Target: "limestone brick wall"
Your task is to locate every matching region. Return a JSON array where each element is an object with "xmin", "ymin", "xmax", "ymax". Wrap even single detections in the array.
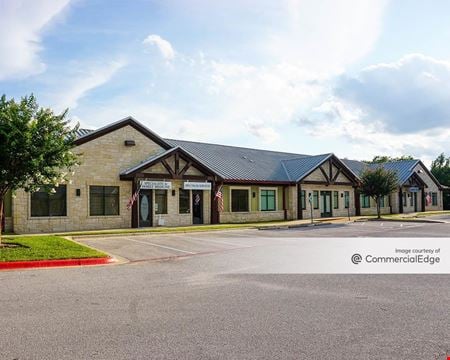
[
  {"xmin": 414, "ymin": 163, "xmax": 443, "ymax": 211},
  {"xmin": 12, "ymin": 125, "xmax": 164, "ymax": 234},
  {"xmin": 300, "ymin": 185, "xmax": 356, "ymax": 219},
  {"xmin": 153, "ymin": 180, "xmax": 211, "ymax": 226},
  {"xmin": 220, "ymin": 210, "xmax": 285, "ymax": 223},
  {"xmin": 4, "ymin": 217, "xmax": 13, "ymax": 233}
]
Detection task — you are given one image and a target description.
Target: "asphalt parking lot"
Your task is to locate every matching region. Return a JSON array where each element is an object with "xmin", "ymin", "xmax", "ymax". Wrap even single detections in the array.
[
  {"xmin": 77, "ymin": 220, "xmax": 450, "ymax": 263},
  {"xmin": 1, "ymin": 220, "xmax": 450, "ymax": 360}
]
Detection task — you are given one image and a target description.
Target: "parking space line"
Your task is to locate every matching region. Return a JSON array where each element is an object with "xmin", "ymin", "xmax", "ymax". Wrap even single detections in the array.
[
  {"xmin": 196, "ymin": 238, "xmax": 253, "ymax": 248},
  {"xmin": 125, "ymin": 238, "xmax": 197, "ymax": 254}
]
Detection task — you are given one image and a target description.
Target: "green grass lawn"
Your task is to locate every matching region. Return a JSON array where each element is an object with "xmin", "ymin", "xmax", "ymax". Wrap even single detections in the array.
[{"xmin": 0, "ymin": 236, "xmax": 107, "ymax": 262}]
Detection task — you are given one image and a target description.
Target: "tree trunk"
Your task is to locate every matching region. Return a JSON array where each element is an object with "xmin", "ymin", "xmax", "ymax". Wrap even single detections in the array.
[
  {"xmin": 376, "ymin": 197, "xmax": 381, "ymax": 219},
  {"xmin": 0, "ymin": 196, "xmax": 3, "ymax": 245}
]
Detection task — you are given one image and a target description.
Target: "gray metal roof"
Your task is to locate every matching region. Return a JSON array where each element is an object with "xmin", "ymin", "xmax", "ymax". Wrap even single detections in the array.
[
  {"xmin": 165, "ymin": 139, "xmax": 314, "ymax": 182},
  {"xmin": 75, "ymin": 128, "xmax": 94, "ymax": 138},
  {"xmin": 342, "ymin": 159, "xmax": 420, "ymax": 185},
  {"xmin": 281, "ymin": 154, "xmax": 332, "ymax": 182},
  {"xmin": 75, "ymin": 119, "xmax": 431, "ymax": 185}
]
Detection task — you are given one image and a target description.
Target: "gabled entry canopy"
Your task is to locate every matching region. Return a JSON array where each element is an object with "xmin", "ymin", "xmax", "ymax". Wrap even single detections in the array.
[
  {"xmin": 285, "ymin": 153, "xmax": 359, "ymax": 186},
  {"xmin": 120, "ymin": 146, "xmax": 221, "ymax": 181}
]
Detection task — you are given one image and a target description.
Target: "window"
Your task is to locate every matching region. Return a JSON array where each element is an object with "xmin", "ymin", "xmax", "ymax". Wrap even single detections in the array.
[
  {"xmin": 231, "ymin": 189, "xmax": 249, "ymax": 212},
  {"xmin": 89, "ymin": 186, "xmax": 119, "ymax": 216},
  {"xmin": 403, "ymin": 192, "xmax": 407, "ymax": 207},
  {"xmin": 410, "ymin": 193, "xmax": 413, "ymax": 206},
  {"xmin": 261, "ymin": 189, "xmax": 276, "ymax": 211},
  {"xmin": 300, "ymin": 190, "xmax": 306, "ymax": 210},
  {"xmin": 344, "ymin": 191, "xmax": 350, "ymax": 209},
  {"xmin": 333, "ymin": 191, "xmax": 339, "ymax": 209},
  {"xmin": 31, "ymin": 185, "xmax": 67, "ymax": 217},
  {"xmin": 313, "ymin": 191, "xmax": 319, "ymax": 209},
  {"xmin": 361, "ymin": 194, "xmax": 370, "ymax": 208},
  {"xmin": 432, "ymin": 192, "xmax": 438, "ymax": 206},
  {"xmin": 155, "ymin": 190, "xmax": 168, "ymax": 214},
  {"xmin": 179, "ymin": 189, "xmax": 190, "ymax": 214},
  {"xmin": 380, "ymin": 196, "xmax": 385, "ymax": 208}
]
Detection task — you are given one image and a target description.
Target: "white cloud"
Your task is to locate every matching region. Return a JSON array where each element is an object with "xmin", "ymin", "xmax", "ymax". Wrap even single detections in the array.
[
  {"xmin": 0, "ymin": 0, "xmax": 71, "ymax": 80},
  {"xmin": 143, "ymin": 34, "xmax": 175, "ymax": 61},
  {"xmin": 49, "ymin": 60, "xmax": 126, "ymax": 112},
  {"xmin": 264, "ymin": 0, "xmax": 389, "ymax": 72},
  {"xmin": 335, "ymin": 53, "xmax": 450, "ymax": 133}
]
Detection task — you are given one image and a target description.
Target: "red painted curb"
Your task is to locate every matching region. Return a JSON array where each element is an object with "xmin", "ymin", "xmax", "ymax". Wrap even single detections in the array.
[{"xmin": 0, "ymin": 257, "xmax": 114, "ymax": 270}]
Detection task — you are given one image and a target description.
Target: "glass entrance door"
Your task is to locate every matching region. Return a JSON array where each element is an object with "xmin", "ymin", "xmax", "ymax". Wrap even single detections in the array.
[
  {"xmin": 320, "ymin": 191, "xmax": 332, "ymax": 217},
  {"xmin": 139, "ymin": 190, "xmax": 152, "ymax": 227},
  {"xmin": 192, "ymin": 190, "xmax": 203, "ymax": 224}
]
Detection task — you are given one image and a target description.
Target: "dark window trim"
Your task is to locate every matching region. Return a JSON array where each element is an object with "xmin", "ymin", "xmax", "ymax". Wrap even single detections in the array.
[
  {"xmin": 333, "ymin": 191, "xmax": 339, "ymax": 209},
  {"xmin": 313, "ymin": 191, "xmax": 319, "ymax": 209},
  {"xmin": 231, "ymin": 188, "xmax": 250, "ymax": 212},
  {"xmin": 179, "ymin": 188, "xmax": 190, "ymax": 214},
  {"xmin": 260, "ymin": 189, "xmax": 276, "ymax": 211},
  {"xmin": 155, "ymin": 189, "xmax": 168, "ymax": 214},
  {"xmin": 31, "ymin": 185, "xmax": 67, "ymax": 217},
  {"xmin": 89, "ymin": 186, "xmax": 120, "ymax": 216}
]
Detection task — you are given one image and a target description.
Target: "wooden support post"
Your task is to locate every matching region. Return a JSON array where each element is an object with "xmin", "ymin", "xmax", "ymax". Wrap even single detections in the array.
[
  {"xmin": 354, "ymin": 188, "xmax": 361, "ymax": 216},
  {"xmin": 297, "ymin": 183, "xmax": 303, "ymax": 220},
  {"xmin": 399, "ymin": 188, "xmax": 404, "ymax": 214}
]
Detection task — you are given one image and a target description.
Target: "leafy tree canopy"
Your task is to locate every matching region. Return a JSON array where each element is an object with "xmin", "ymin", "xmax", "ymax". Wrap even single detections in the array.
[
  {"xmin": 431, "ymin": 153, "xmax": 450, "ymax": 187},
  {"xmin": 0, "ymin": 94, "xmax": 79, "ymax": 238},
  {"xmin": 366, "ymin": 155, "xmax": 415, "ymax": 164},
  {"xmin": 360, "ymin": 167, "xmax": 399, "ymax": 218}
]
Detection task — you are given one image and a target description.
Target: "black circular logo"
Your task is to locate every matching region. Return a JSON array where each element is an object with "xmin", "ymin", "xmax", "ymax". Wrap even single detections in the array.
[{"xmin": 351, "ymin": 253, "xmax": 362, "ymax": 265}]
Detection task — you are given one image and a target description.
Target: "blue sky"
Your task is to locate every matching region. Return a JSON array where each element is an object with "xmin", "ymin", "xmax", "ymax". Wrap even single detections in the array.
[{"xmin": 1, "ymin": 0, "xmax": 450, "ymax": 164}]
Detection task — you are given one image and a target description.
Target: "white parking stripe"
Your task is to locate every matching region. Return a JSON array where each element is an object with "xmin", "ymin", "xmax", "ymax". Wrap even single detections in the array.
[{"xmin": 125, "ymin": 238, "xmax": 196, "ymax": 254}]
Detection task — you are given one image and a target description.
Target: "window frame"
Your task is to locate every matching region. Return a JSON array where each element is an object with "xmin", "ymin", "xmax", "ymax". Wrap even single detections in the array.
[
  {"xmin": 300, "ymin": 190, "xmax": 306, "ymax": 210},
  {"xmin": 333, "ymin": 191, "xmax": 339, "ymax": 209},
  {"xmin": 259, "ymin": 187, "xmax": 277, "ymax": 212},
  {"xmin": 432, "ymin": 192, "xmax": 438, "ymax": 206},
  {"xmin": 89, "ymin": 185, "xmax": 120, "ymax": 217},
  {"xmin": 30, "ymin": 185, "xmax": 67, "ymax": 217},
  {"xmin": 403, "ymin": 192, "xmax": 407, "ymax": 207},
  {"xmin": 155, "ymin": 189, "xmax": 168, "ymax": 215},
  {"xmin": 344, "ymin": 191, "xmax": 350, "ymax": 209},
  {"xmin": 230, "ymin": 186, "xmax": 251, "ymax": 213},
  {"xmin": 313, "ymin": 190, "xmax": 319, "ymax": 209},
  {"xmin": 380, "ymin": 196, "xmax": 385, "ymax": 208},
  {"xmin": 361, "ymin": 194, "xmax": 370, "ymax": 208},
  {"xmin": 179, "ymin": 188, "xmax": 191, "ymax": 214}
]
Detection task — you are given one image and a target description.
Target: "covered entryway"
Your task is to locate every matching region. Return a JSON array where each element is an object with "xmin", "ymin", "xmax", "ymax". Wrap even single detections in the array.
[
  {"xmin": 120, "ymin": 146, "xmax": 222, "ymax": 228},
  {"xmin": 139, "ymin": 189, "xmax": 152, "ymax": 227},
  {"xmin": 192, "ymin": 190, "xmax": 203, "ymax": 224},
  {"xmin": 320, "ymin": 191, "xmax": 332, "ymax": 217}
]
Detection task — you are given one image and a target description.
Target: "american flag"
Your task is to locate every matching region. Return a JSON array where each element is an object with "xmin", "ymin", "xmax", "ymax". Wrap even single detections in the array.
[
  {"xmin": 214, "ymin": 185, "xmax": 224, "ymax": 212},
  {"xmin": 126, "ymin": 186, "xmax": 140, "ymax": 210}
]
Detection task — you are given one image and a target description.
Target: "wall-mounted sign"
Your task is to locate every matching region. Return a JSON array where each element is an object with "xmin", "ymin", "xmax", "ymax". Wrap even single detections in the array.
[
  {"xmin": 140, "ymin": 180, "xmax": 172, "ymax": 190},
  {"xmin": 409, "ymin": 187, "xmax": 419, "ymax": 193},
  {"xmin": 183, "ymin": 182, "xmax": 212, "ymax": 190}
]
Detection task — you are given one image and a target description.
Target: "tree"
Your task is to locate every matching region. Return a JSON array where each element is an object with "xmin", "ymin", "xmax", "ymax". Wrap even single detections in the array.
[
  {"xmin": 0, "ymin": 95, "xmax": 79, "ymax": 243},
  {"xmin": 359, "ymin": 167, "xmax": 399, "ymax": 219},
  {"xmin": 367, "ymin": 155, "xmax": 415, "ymax": 164},
  {"xmin": 431, "ymin": 153, "xmax": 450, "ymax": 187}
]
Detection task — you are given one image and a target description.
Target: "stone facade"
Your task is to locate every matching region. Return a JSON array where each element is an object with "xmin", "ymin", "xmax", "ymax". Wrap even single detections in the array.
[
  {"xmin": 13, "ymin": 125, "xmax": 164, "ymax": 233},
  {"xmin": 6, "ymin": 120, "xmax": 445, "ymax": 234}
]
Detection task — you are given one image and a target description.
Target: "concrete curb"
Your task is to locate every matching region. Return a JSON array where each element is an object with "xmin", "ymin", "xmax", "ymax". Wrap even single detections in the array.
[
  {"xmin": 258, "ymin": 221, "xmax": 338, "ymax": 230},
  {"xmin": 365, "ymin": 218, "xmax": 446, "ymax": 224},
  {"xmin": 0, "ymin": 257, "xmax": 115, "ymax": 271}
]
